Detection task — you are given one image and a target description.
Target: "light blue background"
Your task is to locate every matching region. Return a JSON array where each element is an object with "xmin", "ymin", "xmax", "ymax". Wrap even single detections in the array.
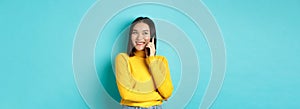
[{"xmin": 1, "ymin": 0, "xmax": 299, "ymax": 109}]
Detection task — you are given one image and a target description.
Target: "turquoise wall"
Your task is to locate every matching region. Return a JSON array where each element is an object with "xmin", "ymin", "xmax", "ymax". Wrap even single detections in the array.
[{"xmin": 1, "ymin": 0, "xmax": 299, "ymax": 109}]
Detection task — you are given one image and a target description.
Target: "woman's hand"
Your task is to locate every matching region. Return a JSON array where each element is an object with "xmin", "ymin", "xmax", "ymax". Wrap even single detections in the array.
[{"xmin": 146, "ymin": 37, "xmax": 156, "ymax": 56}]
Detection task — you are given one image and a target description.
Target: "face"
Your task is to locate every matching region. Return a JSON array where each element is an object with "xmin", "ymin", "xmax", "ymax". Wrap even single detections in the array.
[{"xmin": 131, "ymin": 22, "xmax": 151, "ymax": 51}]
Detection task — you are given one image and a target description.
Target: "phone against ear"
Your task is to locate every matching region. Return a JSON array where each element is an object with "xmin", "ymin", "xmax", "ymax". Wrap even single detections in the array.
[{"xmin": 145, "ymin": 37, "xmax": 152, "ymax": 57}]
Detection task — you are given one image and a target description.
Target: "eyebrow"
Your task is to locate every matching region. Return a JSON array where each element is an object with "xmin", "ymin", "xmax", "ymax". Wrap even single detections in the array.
[{"xmin": 132, "ymin": 29, "xmax": 149, "ymax": 32}]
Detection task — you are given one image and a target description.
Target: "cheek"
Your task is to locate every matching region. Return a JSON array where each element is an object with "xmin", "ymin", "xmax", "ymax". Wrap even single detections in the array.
[
  {"xmin": 131, "ymin": 35, "xmax": 136, "ymax": 44},
  {"xmin": 144, "ymin": 36, "xmax": 150, "ymax": 42}
]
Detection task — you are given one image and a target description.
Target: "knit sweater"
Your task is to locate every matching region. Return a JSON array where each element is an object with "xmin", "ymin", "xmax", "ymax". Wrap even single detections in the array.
[{"xmin": 115, "ymin": 50, "xmax": 174, "ymax": 107}]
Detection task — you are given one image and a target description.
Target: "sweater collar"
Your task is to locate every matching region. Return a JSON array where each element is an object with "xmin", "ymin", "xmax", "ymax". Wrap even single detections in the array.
[{"xmin": 134, "ymin": 50, "xmax": 145, "ymax": 58}]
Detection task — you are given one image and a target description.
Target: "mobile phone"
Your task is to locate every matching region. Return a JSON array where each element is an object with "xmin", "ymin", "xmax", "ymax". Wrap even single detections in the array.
[
  {"xmin": 145, "ymin": 35, "xmax": 155, "ymax": 57},
  {"xmin": 145, "ymin": 39, "xmax": 151, "ymax": 57}
]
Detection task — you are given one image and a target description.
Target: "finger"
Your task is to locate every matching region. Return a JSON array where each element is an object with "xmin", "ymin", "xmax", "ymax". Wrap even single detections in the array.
[{"xmin": 152, "ymin": 37, "xmax": 154, "ymax": 43}]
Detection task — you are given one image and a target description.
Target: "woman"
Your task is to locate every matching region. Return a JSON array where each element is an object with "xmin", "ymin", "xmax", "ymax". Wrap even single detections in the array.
[{"xmin": 115, "ymin": 17, "xmax": 174, "ymax": 109}]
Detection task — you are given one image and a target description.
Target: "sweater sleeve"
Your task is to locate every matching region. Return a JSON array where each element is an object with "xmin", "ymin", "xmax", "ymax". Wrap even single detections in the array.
[
  {"xmin": 146, "ymin": 56, "xmax": 174, "ymax": 100},
  {"xmin": 115, "ymin": 53, "xmax": 162, "ymax": 102}
]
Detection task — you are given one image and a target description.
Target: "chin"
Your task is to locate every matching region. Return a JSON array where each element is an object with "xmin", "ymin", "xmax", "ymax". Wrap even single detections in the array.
[
  {"xmin": 136, "ymin": 48, "xmax": 144, "ymax": 51},
  {"xmin": 135, "ymin": 47, "xmax": 145, "ymax": 51}
]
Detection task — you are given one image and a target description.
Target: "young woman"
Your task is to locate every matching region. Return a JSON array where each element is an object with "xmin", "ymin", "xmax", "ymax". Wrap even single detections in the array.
[{"xmin": 115, "ymin": 17, "xmax": 174, "ymax": 109}]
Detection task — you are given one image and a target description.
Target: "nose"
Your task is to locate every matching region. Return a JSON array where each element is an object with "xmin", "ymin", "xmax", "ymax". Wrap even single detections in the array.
[{"xmin": 137, "ymin": 33, "xmax": 144, "ymax": 40}]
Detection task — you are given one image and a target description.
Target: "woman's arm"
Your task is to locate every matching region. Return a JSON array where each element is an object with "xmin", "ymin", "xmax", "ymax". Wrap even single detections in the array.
[
  {"xmin": 115, "ymin": 53, "xmax": 162, "ymax": 101},
  {"xmin": 146, "ymin": 56, "xmax": 174, "ymax": 100}
]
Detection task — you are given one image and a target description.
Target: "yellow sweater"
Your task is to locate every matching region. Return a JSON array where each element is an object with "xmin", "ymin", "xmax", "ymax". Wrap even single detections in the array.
[{"xmin": 115, "ymin": 50, "xmax": 174, "ymax": 107}]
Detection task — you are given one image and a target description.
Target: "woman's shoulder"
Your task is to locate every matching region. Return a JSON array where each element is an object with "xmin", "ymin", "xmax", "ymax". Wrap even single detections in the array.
[
  {"xmin": 117, "ymin": 53, "xmax": 128, "ymax": 56},
  {"xmin": 155, "ymin": 55, "xmax": 166, "ymax": 59},
  {"xmin": 146, "ymin": 55, "xmax": 169, "ymax": 65},
  {"xmin": 116, "ymin": 53, "xmax": 129, "ymax": 60},
  {"xmin": 151, "ymin": 55, "xmax": 169, "ymax": 62}
]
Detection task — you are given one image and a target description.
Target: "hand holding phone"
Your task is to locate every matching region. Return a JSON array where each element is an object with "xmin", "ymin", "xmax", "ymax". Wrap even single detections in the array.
[{"xmin": 145, "ymin": 37, "xmax": 156, "ymax": 57}]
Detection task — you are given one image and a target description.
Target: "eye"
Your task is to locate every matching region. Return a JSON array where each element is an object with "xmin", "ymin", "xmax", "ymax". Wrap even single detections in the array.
[
  {"xmin": 143, "ymin": 32, "xmax": 149, "ymax": 35},
  {"xmin": 132, "ymin": 31, "xmax": 138, "ymax": 35}
]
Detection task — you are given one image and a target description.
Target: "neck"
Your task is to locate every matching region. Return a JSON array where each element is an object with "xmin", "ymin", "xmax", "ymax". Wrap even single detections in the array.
[{"xmin": 134, "ymin": 50, "xmax": 145, "ymax": 58}]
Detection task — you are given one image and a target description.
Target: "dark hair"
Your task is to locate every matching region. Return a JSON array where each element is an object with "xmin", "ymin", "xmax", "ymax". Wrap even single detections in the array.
[{"xmin": 127, "ymin": 17, "xmax": 157, "ymax": 57}]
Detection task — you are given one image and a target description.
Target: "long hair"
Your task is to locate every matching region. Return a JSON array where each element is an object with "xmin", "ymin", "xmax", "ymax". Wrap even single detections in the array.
[{"xmin": 127, "ymin": 17, "xmax": 157, "ymax": 57}]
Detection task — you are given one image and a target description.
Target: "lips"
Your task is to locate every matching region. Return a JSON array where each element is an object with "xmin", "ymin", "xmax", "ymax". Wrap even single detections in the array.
[{"xmin": 136, "ymin": 41, "xmax": 145, "ymax": 45}]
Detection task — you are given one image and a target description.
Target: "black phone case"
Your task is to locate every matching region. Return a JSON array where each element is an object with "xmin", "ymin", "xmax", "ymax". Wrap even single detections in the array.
[
  {"xmin": 146, "ymin": 41, "xmax": 151, "ymax": 57},
  {"xmin": 145, "ymin": 35, "xmax": 155, "ymax": 57}
]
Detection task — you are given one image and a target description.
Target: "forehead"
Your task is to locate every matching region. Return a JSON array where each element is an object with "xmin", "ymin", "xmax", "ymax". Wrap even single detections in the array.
[{"xmin": 133, "ymin": 22, "xmax": 150, "ymax": 31}]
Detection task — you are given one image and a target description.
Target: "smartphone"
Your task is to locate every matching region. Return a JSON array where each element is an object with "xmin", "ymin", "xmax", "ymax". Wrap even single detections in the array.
[
  {"xmin": 145, "ymin": 40, "xmax": 151, "ymax": 57},
  {"xmin": 145, "ymin": 35, "xmax": 155, "ymax": 57}
]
